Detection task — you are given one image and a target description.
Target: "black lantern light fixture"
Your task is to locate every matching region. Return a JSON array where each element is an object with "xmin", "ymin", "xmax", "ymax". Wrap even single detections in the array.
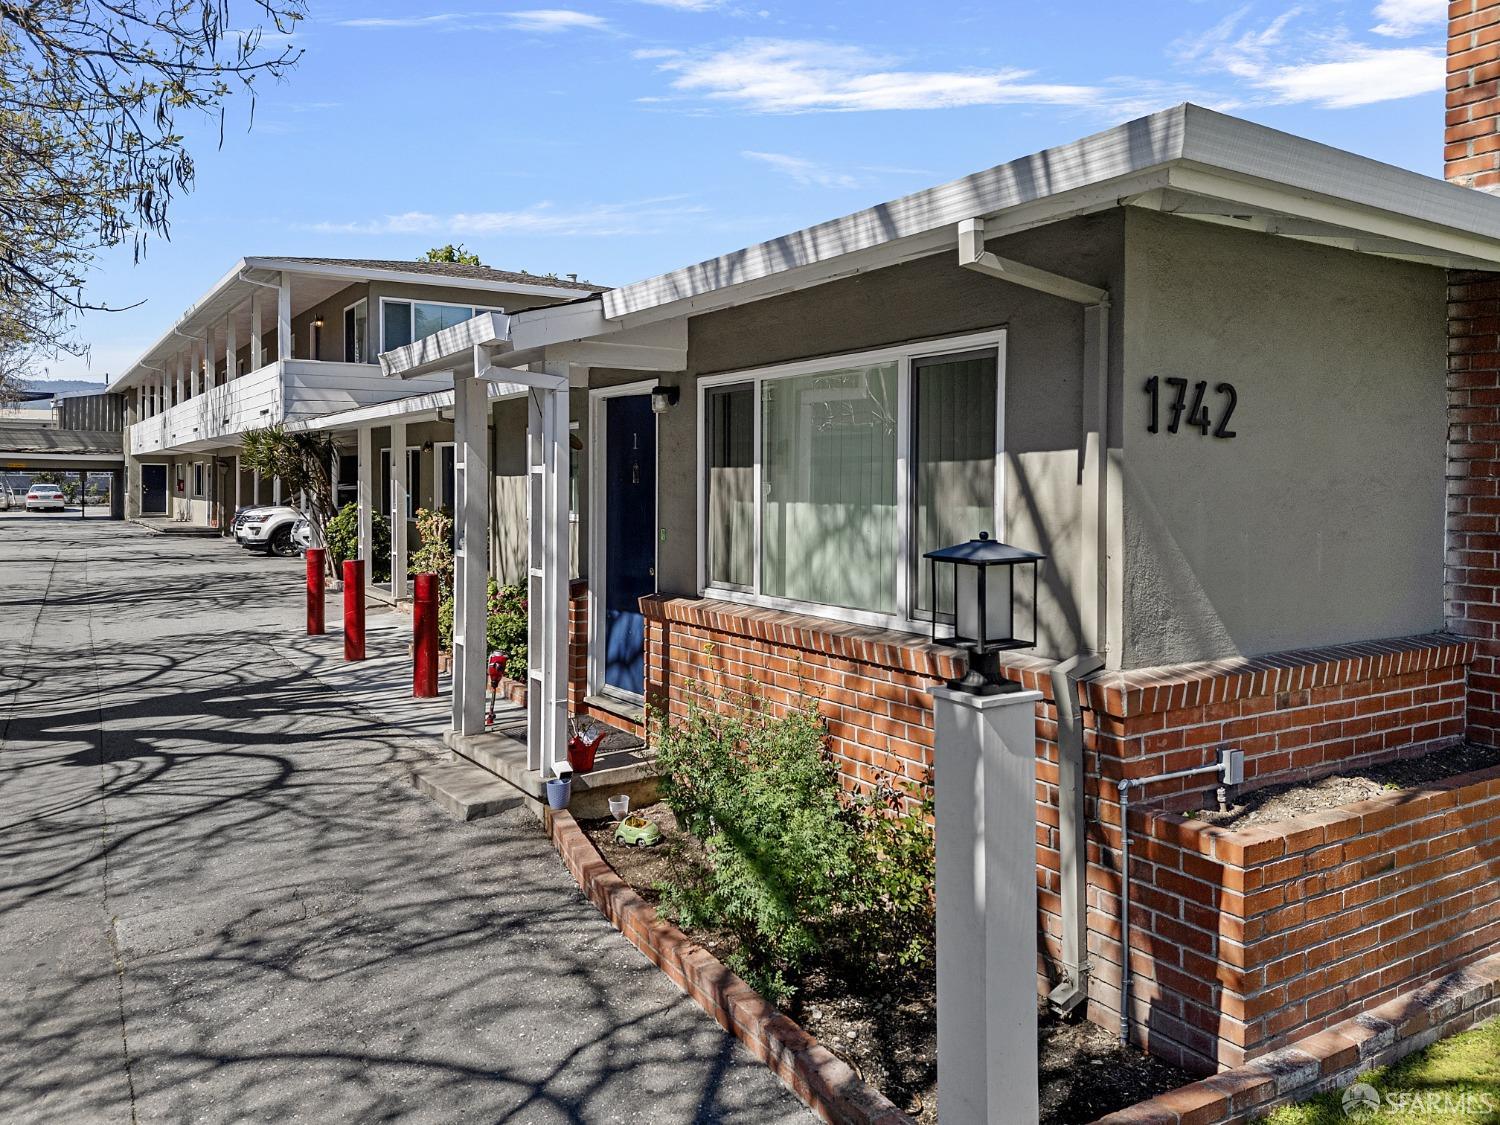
[{"xmin": 923, "ymin": 531, "xmax": 1045, "ymax": 694}]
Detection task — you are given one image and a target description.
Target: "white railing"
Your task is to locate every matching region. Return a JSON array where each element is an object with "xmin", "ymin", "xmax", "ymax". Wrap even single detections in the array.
[
  {"xmin": 128, "ymin": 359, "xmax": 450, "ymax": 455},
  {"xmin": 129, "ymin": 362, "xmax": 282, "ymax": 454}
]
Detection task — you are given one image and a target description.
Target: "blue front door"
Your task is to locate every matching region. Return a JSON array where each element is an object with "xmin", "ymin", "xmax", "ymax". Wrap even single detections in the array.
[{"xmin": 604, "ymin": 395, "xmax": 656, "ymax": 696}]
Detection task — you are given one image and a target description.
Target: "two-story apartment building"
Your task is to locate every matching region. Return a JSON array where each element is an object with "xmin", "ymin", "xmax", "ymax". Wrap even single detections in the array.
[{"xmin": 108, "ymin": 257, "xmax": 600, "ymax": 533}]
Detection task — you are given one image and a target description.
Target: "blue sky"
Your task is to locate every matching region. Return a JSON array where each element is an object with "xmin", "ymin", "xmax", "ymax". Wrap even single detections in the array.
[{"xmin": 55, "ymin": 0, "xmax": 1450, "ymax": 383}]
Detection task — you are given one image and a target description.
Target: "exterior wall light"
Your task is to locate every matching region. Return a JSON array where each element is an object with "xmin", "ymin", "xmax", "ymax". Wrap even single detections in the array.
[
  {"xmin": 923, "ymin": 531, "xmax": 1044, "ymax": 694},
  {"xmin": 650, "ymin": 385, "xmax": 680, "ymax": 414}
]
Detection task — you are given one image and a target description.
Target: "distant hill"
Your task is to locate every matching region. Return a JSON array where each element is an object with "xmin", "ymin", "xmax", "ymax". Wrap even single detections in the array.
[{"xmin": 20, "ymin": 378, "xmax": 111, "ymax": 397}]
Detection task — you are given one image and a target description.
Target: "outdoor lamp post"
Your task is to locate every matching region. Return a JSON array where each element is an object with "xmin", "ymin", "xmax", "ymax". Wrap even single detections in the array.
[{"xmin": 923, "ymin": 531, "xmax": 1044, "ymax": 694}]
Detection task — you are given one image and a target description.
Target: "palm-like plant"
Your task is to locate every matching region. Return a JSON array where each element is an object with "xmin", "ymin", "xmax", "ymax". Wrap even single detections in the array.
[{"xmin": 239, "ymin": 425, "xmax": 338, "ymax": 570}]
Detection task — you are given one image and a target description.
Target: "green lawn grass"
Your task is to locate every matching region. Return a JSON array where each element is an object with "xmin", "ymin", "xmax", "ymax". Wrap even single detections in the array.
[{"xmin": 1264, "ymin": 1019, "xmax": 1500, "ymax": 1124}]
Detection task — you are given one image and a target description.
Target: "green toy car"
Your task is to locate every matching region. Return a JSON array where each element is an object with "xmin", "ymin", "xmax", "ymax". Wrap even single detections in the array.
[{"xmin": 614, "ymin": 815, "xmax": 662, "ymax": 848}]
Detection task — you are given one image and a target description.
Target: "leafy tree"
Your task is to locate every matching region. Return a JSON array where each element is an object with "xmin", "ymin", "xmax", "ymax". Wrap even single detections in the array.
[
  {"xmin": 0, "ymin": 0, "xmax": 304, "ymax": 381},
  {"xmin": 238, "ymin": 425, "xmax": 335, "ymax": 566},
  {"xmin": 421, "ymin": 244, "xmax": 482, "ymax": 267}
]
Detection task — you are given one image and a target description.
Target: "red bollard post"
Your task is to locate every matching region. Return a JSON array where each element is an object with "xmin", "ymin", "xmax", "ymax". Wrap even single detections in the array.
[
  {"xmin": 343, "ymin": 559, "xmax": 366, "ymax": 661},
  {"xmin": 305, "ymin": 549, "xmax": 326, "ymax": 635},
  {"xmin": 413, "ymin": 572, "xmax": 439, "ymax": 698}
]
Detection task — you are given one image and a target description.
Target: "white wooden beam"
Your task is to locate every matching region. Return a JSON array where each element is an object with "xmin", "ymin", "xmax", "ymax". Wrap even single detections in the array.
[
  {"xmin": 451, "ymin": 352, "xmax": 491, "ymax": 737},
  {"xmin": 357, "ymin": 426, "xmax": 373, "ymax": 566},
  {"xmin": 251, "ymin": 291, "xmax": 264, "ymax": 370},
  {"xmin": 390, "ymin": 419, "xmax": 408, "ymax": 603},
  {"xmin": 277, "ymin": 272, "xmax": 292, "ymax": 361}
]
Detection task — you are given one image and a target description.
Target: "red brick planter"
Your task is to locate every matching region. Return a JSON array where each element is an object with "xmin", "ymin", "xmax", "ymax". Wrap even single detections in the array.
[
  {"xmin": 1128, "ymin": 762, "xmax": 1500, "ymax": 1070},
  {"xmin": 1091, "ymin": 950, "xmax": 1500, "ymax": 1124},
  {"xmin": 544, "ymin": 808, "xmax": 913, "ymax": 1125}
]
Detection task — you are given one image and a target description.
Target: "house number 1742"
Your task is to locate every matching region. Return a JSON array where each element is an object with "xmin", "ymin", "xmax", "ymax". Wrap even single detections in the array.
[{"xmin": 1144, "ymin": 376, "xmax": 1238, "ymax": 438}]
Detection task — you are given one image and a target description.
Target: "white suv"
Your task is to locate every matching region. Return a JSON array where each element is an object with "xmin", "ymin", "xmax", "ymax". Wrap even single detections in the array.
[{"xmin": 234, "ymin": 505, "xmax": 305, "ymax": 557}]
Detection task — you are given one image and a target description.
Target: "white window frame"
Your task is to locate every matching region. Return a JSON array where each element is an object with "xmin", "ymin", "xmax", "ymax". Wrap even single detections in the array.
[
  {"xmin": 696, "ymin": 329, "xmax": 1007, "ymax": 633},
  {"xmin": 378, "ymin": 445, "xmax": 422, "ymax": 519},
  {"xmin": 343, "ymin": 297, "xmax": 370, "ymax": 364},
  {"xmin": 378, "ymin": 297, "xmax": 504, "ymax": 357}
]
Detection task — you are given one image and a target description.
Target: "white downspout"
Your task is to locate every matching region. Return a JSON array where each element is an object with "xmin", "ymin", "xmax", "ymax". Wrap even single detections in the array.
[{"xmin": 957, "ymin": 216, "xmax": 1113, "ymax": 1016}]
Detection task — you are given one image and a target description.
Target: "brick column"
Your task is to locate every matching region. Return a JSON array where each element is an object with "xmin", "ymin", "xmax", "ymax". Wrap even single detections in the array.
[
  {"xmin": 1447, "ymin": 270, "xmax": 1500, "ymax": 745},
  {"xmin": 1447, "ymin": 1, "xmax": 1500, "ymax": 190}
]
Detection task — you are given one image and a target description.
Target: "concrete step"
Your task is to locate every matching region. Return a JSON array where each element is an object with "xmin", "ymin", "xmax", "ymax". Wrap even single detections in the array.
[
  {"xmin": 444, "ymin": 729, "xmax": 660, "ymax": 819},
  {"xmin": 409, "ymin": 759, "xmax": 524, "ymax": 821}
]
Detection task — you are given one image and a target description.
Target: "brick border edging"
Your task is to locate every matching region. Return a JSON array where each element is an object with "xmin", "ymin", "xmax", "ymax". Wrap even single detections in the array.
[
  {"xmin": 544, "ymin": 807, "xmax": 915, "ymax": 1125},
  {"xmin": 1090, "ymin": 951, "xmax": 1500, "ymax": 1124}
]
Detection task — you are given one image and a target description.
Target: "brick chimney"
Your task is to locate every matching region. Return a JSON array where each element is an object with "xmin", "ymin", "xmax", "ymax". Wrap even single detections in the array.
[{"xmin": 1447, "ymin": 2, "xmax": 1500, "ymax": 189}]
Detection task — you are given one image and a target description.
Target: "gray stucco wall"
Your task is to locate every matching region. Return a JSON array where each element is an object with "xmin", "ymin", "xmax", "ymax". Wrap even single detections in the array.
[
  {"xmin": 1120, "ymin": 210, "xmax": 1446, "ymax": 668},
  {"xmin": 648, "ymin": 210, "xmax": 1128, "ymax": 659}
]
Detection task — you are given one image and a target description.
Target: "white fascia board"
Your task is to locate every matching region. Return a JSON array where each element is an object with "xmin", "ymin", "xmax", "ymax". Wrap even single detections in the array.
[
  {"xmin": 599, "ymin": 106, "xmax": 1190, "ymax": 323},
  {"xmin": 379, "ymin": 311, "xmax": 510, "ymax": 379},
  {"xmin": 245, "ymin": 258, "xmax": 602, "ymax": 302},
  {"xmin": 595, "ymin": 101, "xmax": 1500, "ymax": 328},
  {"xmin": 1164, "ymin": 163, "xmax": 1500, "ymax": 267}
]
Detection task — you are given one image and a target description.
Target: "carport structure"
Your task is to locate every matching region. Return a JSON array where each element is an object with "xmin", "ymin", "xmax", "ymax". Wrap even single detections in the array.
[
  {"xmin": 377, "ymin": 309, "xmax": 684, "ymax": 780},
  {"xmin": 0, "ymin": 425, "xmax": 126, "ymax": 517}
]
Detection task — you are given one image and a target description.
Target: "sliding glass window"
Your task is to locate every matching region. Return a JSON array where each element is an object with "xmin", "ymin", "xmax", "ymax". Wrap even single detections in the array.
[
  {"xmin": 381, "ymin": 300, "xmax": 500, "ymax": 355},
  {"xmin": 700, "ymin": 335, "xmax": 1003, "ymax": 628}
]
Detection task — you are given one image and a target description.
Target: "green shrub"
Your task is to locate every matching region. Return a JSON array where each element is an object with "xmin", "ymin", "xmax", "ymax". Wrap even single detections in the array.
[
  {"xmin": 323, "ymin": 502, "xmax": 392, "ymax": 582},
  {"xmin": 434, "ymin": 578, "xmax": 528, "ymax": 665},
  {"xmin": 409, "ymin": 507, "xmax": 454, "ymax": 592},
  {"xmin": 652, "ymin": 677, "xmax": 935, "ymax": 1004},
  {"xmin": 485, "ymin": 579, "xmax": 527, "ymax": 670}
]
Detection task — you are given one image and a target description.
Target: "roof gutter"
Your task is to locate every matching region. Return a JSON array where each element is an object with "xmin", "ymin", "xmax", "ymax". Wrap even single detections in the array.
[{"xmin": 957, "ymin": 216, "xmax": 1110, "ymax": 1017}]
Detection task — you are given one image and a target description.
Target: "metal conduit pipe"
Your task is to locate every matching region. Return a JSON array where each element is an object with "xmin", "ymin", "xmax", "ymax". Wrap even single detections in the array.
[
  {"xmin": 958, "ymin": 217, "xmax": 1115, "ymax": 1017},
  {"xmin": 1115, "ymin": 747, "xmax": 1245, "ymax": 1044},
  {"xmin": 1047, "ymin": 653, "xmax": 1105, "ymax": 1015}
]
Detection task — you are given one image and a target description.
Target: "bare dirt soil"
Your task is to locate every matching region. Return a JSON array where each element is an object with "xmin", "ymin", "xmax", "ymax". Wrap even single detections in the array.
[
  {"xmin": 1189, "ymin": 741, "xmax": 1500, "ymax": 830},
  {"xmin": 582, "ymin": 802, "xmax": 1195, "ymax": 1124}
]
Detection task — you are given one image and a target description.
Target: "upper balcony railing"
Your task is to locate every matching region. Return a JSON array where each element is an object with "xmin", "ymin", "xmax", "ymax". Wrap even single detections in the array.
[{"xmin": 129, "ymin": 358, "xmax": 452, "ymax": 455}]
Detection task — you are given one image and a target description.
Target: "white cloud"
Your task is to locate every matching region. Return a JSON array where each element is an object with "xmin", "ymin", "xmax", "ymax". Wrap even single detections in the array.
[
  {"xmin": 636, "ymin": 0, "xmax": 722, "ymax": 9},
  {"xmin": 742, "ymin": 151, "xmax": 859, "ymax": 188},
  {"xmin": 1372, "ymin": 0, "xmax": 1446, "ymax": 37},
  {"xmin": 1260, "ymin": 45, "xmax": 1444, "ymax": 106},
  {"xmin": 650, "ymin": 39, "xmax": 1105, "ymax": 113},
  {"xmin": 1174, "ymin": 7, "xmax": 1443, "ymax": 108},
  {"xmin": 303, "ymin": 197, "xmax": 707, "ymax": 237},
  {"xmin": 506, "ymin": 9, "xmax": 608, "ymax": 32},
  {"xmin": 338, "ymin": 9, "xmax": 607, "ymax": 33}
]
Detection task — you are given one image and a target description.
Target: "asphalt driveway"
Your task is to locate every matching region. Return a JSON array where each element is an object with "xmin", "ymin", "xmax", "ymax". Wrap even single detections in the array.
[{"xmin": 0, "ymin": 519, "xmax": 809, "ymax": 1123}]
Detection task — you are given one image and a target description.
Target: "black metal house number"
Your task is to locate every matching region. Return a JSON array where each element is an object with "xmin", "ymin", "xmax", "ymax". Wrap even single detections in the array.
[{"xmin": 1144, "ymin": 376, "xmax": 1238, "ymax": 438}]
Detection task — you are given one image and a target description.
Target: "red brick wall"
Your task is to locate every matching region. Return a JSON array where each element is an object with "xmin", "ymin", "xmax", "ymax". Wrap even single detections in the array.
[
  {"xmin": 1448, "ymin": 270, "xmax": 1500, "ymax": 745},
  {"xmin": 1130, "ymin": 764, "xmax": 1500, "ymax": 1072},
  {"xmin": 1016, "ymin": 633, "xmax": 1473, "ymax": 1072},
  {"xmin": 641, "ymin": 595, "xmax": 962, "ymax": 788},
  {"xmin": 637, "ymin": 597, "xmax": 1481, "ymax": 1074},
  {"xmin": 1447, "ymin": 3, "xmax": 1500, "ymax": 190}
]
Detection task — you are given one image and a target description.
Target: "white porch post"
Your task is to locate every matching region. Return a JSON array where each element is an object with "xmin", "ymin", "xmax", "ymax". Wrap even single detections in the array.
[
  {"xmin": 390, "ymin": 419, "xmax": 409, "ymax": 602},
  {"xmin": 273, "ymin": 475, "xmax": 282, "ymax": 505},
  {"xmin": 931, "ymin": 686, "xmax": 1044, "ymax": 1124},
  {"xmin": 277, "ymin": 273, "xmax": 292, "ymax": 361},
  {"xmin": 356, "ymin": 426, "xmax": 373, "ymax": 564},
  {"xmin": 451, "ymin": 357, "xmax": 490, "ymax": 736},
  {"xmin": 252, "ymin": 468, "xmax": 261, "ymax": 504},
  {"xmin": 233, "ymin": 454, "xmax": 242, "ymax": 513},
  {"xmin": 526, "ymin": 361, "xmax": 571, "ymax": 778},
  {"xmin": 201, "ymin": 326, "xmax": 212, "ymax": 390},
  {"xmin": 225, "ymin": 313, "xmax": 238, "ymax": 380},
  {"xmin": 251, "ymin": 292, "xmax": 264, "ymax": 369},
  {"xmin": 173, "ymin": 355, "xmax": 183, "ymax": 406}
]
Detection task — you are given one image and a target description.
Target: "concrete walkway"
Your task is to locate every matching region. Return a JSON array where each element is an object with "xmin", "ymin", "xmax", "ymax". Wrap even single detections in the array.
[{"xmin": 0, "ymin": 520, "xmax": 809, "ymax": 1124}]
